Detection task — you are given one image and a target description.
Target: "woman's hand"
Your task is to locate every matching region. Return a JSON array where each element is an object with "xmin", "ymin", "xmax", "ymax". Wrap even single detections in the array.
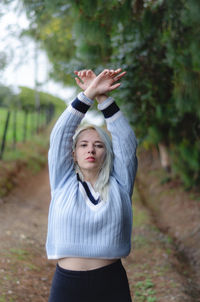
[
  {"xmin": 84, "ymin": 68, "xmax": 126, "ymax": 100},
  {"xmin": 74, "ymin": 69, "xmax": 107, "ymax": 102},
  {"xmin": 74, "ymin": 70, "xmax": 96, "ymax": 91},
  {"xmin": 74, "ymin": 68, "xmax": 126, "ymax": 101}
]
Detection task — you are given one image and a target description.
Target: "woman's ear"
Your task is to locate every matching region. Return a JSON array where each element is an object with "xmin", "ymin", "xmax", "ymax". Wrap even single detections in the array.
[{"xmin": 72, "ymin": 151, "xmax": 76, "ymax": 162}]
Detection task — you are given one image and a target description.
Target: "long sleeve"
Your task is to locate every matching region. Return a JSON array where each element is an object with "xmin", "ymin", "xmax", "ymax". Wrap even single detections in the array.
[
  {"xmin": 48, "ymin": 92, "xmax": 94, "ymax": 192},
  {"xmin": 98, "ymin": 97, "xmax": 138, "ymax": 197}
]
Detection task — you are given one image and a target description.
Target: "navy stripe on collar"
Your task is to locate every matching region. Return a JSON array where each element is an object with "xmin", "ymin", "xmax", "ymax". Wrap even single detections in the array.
[{"xmin": 77, "ymin": 174, "xmax": 100, "ymax": 205}]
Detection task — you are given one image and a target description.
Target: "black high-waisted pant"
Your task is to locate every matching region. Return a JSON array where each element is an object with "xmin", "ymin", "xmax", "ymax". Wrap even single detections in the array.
[{"xmin": 48, "ymin": 259, "xmax": 132, "ymax": 302}]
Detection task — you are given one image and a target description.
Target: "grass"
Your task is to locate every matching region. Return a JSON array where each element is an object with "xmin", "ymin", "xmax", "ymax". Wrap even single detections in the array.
[
  {"xmin": 135, "ymin": 279, "xmax": 157, "ymax": 302},
  {"xmin": 0, "ymin": 295, "xmax": 6, "ymax": 302},
  {"xmin": 0, "ymin": 109, "xmax": 63, "ymax": 197},
  {"xmin": 0, "ymin": 108, "xmax": 47, "ymax": 145},
  {"xmin": 128, "ymin": 188, "xmax": 183, "ymax": 301},
  {"xmin": 0, "ymin": 246, "xmax": 41, "ymax": 300},
  {"xmin": 133, "ymin": 234, "xmax": 150, "ymax": 248},
  {"xmin": 0, "ymin": 116, "xmax": 53, "ymax": 197},
  {"xmin": 9, "ymin": 248, "xmax": 30, "ymax": 261},
  {"xmin": 0, "ymin": 133, "xmax": 48, "ymax": 196},
  {"xmin": 2, "ymin": 248, "xmax": 40, "ymax": 272},
  {"xmin": 0, "ymin": 296, "xmax": 16, "ymax": 302}
]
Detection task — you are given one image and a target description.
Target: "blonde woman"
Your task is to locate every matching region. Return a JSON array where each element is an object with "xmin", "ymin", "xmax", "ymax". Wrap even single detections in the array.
[{"xmin": 46, "ymin": 68, "xmax": 138, "ymax": 302}]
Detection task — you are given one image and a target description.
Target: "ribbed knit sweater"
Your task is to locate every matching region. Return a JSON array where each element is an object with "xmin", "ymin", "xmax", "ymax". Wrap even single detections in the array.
[{"xmin": 46, "ymin": 92, "xmax": 138, "ymax": 259}]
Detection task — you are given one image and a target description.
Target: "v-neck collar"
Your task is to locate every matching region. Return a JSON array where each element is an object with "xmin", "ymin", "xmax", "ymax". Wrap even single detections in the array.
[{"xmin": 77, "ymin": 174, "xmax": 100, "ymax": 205}]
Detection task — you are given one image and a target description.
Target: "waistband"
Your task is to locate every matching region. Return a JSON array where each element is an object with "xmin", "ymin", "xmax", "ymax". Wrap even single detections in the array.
[{"xmin": 56, "ymin": 259, "xmax": 122, "ymax": 277}]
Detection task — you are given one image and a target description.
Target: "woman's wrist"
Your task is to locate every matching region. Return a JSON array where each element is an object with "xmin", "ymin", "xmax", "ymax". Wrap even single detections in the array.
[
  {"xmin": 84, "ymin": 86, "xmax": 96, "ymax": 100},
  {"xmin": 96, "ymin": 94, "xmax": 108, "ymax": 104},
  {"xmin": 83, "ymin": 88, "xmax": 109, "ymax": 104}
]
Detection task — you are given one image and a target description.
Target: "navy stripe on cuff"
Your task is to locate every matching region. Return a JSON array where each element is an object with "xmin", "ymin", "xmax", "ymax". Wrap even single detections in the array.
[
  {"xmin": 71, "ymin": 97, "xmax": 90, "ymax": 114},
  {"xmin": 101, "ymin": 102, "xmax": 120, "ymax": 118}
]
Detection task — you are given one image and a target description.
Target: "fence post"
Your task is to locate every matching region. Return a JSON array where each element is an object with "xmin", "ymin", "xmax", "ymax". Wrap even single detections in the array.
[
  {"xmin": 31, "ymin": 110, "xmax": 36, "ymax": 134},
  {"xmin": 23, "ymin": 110, "xmax": 28, "ymax": 142},
  {"xmin": 13, "ymin": 110, "xmax": 17, "ymax": 150},
  {"xmin": 0, "ymin": 110, "xmax": 11, "ymax": 160},
  {"xmin": 45, "ymin": 107, "xmax": 49, "ymax": 125},
  {"xmin": 36, "ymin": 107, "xmax": 40, "ymax": 133}
]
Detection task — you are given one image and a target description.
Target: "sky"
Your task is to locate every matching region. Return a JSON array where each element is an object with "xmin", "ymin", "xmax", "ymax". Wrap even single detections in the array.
[
  {"xmin": 0, "ymin": 1, "xmax": 103, "ymax": 125},
  {"xmin": 0, "ymin": 0, "xmax": 75, "ymax": 101}
]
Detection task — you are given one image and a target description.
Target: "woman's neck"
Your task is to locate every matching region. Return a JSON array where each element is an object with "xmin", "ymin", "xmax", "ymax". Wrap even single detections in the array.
[{"xmin": 82, "ymin": 170, "xmax": 99, "ymax": 187}]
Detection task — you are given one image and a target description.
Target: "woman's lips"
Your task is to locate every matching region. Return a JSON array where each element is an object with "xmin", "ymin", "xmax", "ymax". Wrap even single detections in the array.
[{"xmin": 86, "ymin": 157, "xmax": 95, "ymax": 162}]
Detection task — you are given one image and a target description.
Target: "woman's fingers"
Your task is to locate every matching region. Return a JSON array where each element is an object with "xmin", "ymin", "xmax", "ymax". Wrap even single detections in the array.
[
  {"xmin": 109, "ymin": 69, "xmax": 126, "ymax": 91},
  {"xmin": 75, "ymin": 68, "xmax": 125, "ymax": 77},
  {"xmin": 109, "ymin": 82, "xmax": 121, "ymax": 91},
  {"xmin": 74, "ymin": 68, "xmax": 125, "ymax": 93},
  {"xmin": 104, "ymin": 68, "xmax": 126, "ymax": 79},
  {"xmin": 80, "ymin": 70, "xmax": 86, "ymax": 78},
  {"xmin": 86, "ymin": 69, "xmax": 94, "ymax": 77},
  {"xmin": 74, "ymin": 69, "xmax": 86, "ymax": 78},
  {"xmin": 103, "ymin": 69, "xmax": 109, "ymax": 75},
  {"xmin": 75, "ymin": 69, "xmax": 96, "ymax": 79},
  {"xmin": 75, "ymin": 77, "xmax": 83, "ymax": 87},
  {"xmin": 115, "ymin": 68, "xmax": 122, "ymax": 73},
  {"xmin": 113, "ymin": 71, "xmax": 126, "ymax": 82}
]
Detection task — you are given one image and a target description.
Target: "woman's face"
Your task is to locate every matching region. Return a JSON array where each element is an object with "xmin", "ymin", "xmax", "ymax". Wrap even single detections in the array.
[{"xmin": 74, "ymin": 129, "xmax": 106, "ymax": 177}]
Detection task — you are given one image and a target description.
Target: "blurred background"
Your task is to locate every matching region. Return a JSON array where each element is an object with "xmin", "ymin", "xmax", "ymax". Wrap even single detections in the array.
[
  {"xmin": 0, "ymin": 0, "xmax": 199, "ymax": 188},
  {"xmin": 0, "ymin": 1, "xmax": 200, "ymax": 301}
]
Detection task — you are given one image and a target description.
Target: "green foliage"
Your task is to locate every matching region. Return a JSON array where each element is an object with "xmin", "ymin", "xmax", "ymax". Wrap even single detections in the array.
[
  {"xmin": 0, "ymin": 84, "xmax": 15, "ymax": 107},
  {"xmin": 0, "ymin": 84, "xmax": 65, "ymax": 160},
  {"xmin": 0, "ymin": 107, "xmax": 45, "ymax": 144},
  {"xmin": 20, "ymin": 0, "xmax": 132, "ymax": 83},
  {"xmin": 0, "ymin": 127, "xmax": 50, "ymax": 197},
  {"xmin": 163, "ymin": 0, "xmax": 200, "ymax": 118},
  {"xmin": 135, "ymin": 278, "xmax": 157, "ymax": 302},
  {"xmin": 111, "ymin": 3, "xmax": 174, "ymax": 144},
  {"xmin": 110, "ymin": 1, "xmax": 200, "ymax": 187},
  {"xmin": 171, "ymin": 140, "xmax": 200, "ymax": 189},
  {"xmin": 7, "ymin": 0, "xmax": 200, "ymax": 188},
  {"xmin": 18, "ymin": 86, "xmax": 65, "ymax": 111},
  {"xmin": 0, "ymin": 84, "xmax": 65, "ymax": 112}
]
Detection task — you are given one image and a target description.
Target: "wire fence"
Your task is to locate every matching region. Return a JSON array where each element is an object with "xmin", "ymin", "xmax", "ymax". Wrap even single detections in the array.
[{"xmin": 0, "ymin": 104, "xmax": 55, "ymax": 160}]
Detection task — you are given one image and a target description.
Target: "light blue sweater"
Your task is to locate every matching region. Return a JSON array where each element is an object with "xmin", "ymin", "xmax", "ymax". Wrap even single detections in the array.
[{"xmin": 46, "ymin": 92, "xmax": 138, "ymax": 259}]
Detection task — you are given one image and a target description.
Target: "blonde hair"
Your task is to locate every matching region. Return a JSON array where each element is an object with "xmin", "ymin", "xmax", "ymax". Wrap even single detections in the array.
[{"xmin": 73, "ymin": 125, "xmax": 113, "ymax": 201}]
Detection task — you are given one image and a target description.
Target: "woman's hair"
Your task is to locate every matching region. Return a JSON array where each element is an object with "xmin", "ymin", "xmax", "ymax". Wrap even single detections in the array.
[{"xmin": 73, "ymin": 124, "xmax": 113, "ymax": 201}]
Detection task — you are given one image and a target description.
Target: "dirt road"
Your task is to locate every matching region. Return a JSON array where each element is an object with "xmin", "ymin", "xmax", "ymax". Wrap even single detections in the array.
[{"xmin": 0, "ymin": 166, "xmax": 197, "ymax": 301}]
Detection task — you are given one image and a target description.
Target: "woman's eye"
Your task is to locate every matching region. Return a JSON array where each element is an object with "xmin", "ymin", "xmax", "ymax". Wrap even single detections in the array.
[
  {"xmin": 95, "ymin": 144, "xmax": 104, "ymax": 148},
  {"xmin": 80, "ymin": 144, "xmax": 87, "ymax": 147}
]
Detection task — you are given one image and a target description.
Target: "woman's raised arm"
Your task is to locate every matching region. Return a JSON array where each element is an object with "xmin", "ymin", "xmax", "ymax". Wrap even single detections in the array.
[
  {"xmin": 75, "ymin": 68, "xmax": 138, "ymax": 196},
  {"xmin": 48, "ymin": 93, "xmax": 94, "ymax": 192}
]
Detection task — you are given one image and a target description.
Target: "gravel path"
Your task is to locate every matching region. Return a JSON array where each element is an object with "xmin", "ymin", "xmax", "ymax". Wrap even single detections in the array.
[{"xmin": 0, "ymin": 166, "xmax": 193, "ymax": 301}]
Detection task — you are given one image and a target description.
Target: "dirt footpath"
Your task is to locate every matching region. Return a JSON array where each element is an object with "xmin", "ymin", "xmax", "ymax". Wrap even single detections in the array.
[{"xmin": 0, "ymin": 166, "xmax": 196, "ymax": 302}]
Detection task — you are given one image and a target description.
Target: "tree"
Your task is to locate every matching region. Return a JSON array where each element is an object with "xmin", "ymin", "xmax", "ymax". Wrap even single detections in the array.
[
  {"xmin": 8, "ymin": 0, "xmax": 200, "ymax": 188},
  {"xmin": 0, "ymin": 84, "xmax": 14, "ymax": 107}
]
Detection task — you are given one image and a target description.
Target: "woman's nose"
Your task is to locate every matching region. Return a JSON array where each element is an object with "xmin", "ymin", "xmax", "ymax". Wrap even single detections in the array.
[{"xmin": 88, "ymin": 145, "xmax": 95, "ymax": 154}]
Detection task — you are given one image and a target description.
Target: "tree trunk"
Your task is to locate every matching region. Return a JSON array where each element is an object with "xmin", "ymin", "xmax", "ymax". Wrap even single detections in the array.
[{"xmin": 158, "ymin": 142, "xmax": 171, "ymax": 173}]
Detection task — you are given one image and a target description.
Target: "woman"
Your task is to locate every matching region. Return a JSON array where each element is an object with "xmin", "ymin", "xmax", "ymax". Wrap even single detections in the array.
[{"xmin": 46, "ymin": 68, "xmax": 138, "ymax": 302}]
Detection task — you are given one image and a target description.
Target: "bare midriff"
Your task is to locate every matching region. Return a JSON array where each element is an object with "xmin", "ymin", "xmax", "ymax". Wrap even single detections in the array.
[{"xmin": 58, "ymin": 257, "xmax": 119, "ymax": 271}]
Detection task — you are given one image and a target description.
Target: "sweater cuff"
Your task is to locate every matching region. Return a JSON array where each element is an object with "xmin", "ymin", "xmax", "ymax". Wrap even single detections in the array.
[
  {"xmin": 97, "ymin": 97, "xmax": 121, "ymax": 122},
  {"xmin": 78, "ymin": 92, "xmax": 94, "ymax": 106},
  {"xmin": 97, "ymin": 97, "xmax": 115, "ymax": 110},
  {"xmin": 70, "ymin": 92, "xmax": 94, "ymax": 115}
]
